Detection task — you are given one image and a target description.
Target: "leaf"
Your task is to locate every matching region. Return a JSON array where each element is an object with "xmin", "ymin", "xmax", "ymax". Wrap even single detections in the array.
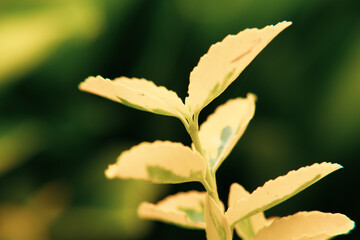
[
  {"xmin": 186, "ymin": 21, "xmax": 292, "ymax": 114},
  {"xmin": 204, "ymin": 194, "xmax": 232, "ymax": 240},
  {"xmin": 252, "ymin": 211, "xmax": 355, "ymax": 240},
  {"xmin": 79, "ymin": 76, "xmax": 188, "ymax": 120},
  {"xmin": 225, "ymin": 162, "xmax": 342, "ymax": 226},
  {"xmin": 228, "ymin": 183, "xmax": 269, "ymax": 240},
  {"xmin": 198, "ymin": 94, "xmax": 256, "ymax": 172},
  {"xmin": 138, "ymin": 191, "xmax": 206, "ymax": 229},
  {"xmin": 105, "ymin": 141, "xmax": 206, "ymax": 184}
]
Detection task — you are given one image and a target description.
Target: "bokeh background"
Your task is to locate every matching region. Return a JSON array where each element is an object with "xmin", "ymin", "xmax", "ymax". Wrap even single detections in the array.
[{"xmin": 0, "ymin": 0, "xmax": 359, "ymax": 239}]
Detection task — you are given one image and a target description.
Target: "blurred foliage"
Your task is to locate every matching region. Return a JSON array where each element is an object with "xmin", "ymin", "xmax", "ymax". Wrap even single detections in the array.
[
  {"xmin": 0, "ymin": 182, "xmax": 68, "ymax": 240},
  {"xmin": 0, "ymin": 0, "xmax": 103, "ymax": 86},
  {"xmin": 0, "ymin": 0, "xmax": 359, "ymax": 239},
  {"xmin": 0, "ymin": 121, "xmax": 43, "ymax": 174}
]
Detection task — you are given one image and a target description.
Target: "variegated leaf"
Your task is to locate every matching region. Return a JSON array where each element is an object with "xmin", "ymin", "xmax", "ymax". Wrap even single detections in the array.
[
  {"xmin": 204, "ymin": 194, "xmax": 232, "ymax": 240},
  {"xmin": 225, "ymin": 162, "xmax": 342, "ymax": 226},
  {"xmin": 186, "ymin": 21, "xmax": 291, "ymax": 114},
  {"xmin": 228, "ymin": 183, "xmax": 269, "ymax": 240},
  {"xmin": 138, "ymin": 191, "xmax": 206, "ymax": 229},
  {"xmin": 105, "ymin": 141, "xmax": 206, "ymax": 184},
  {"xmin": 198, "ymin": 94, "xmax": 256, "ymax": 172},
  {"xmin": 252, "ymin": 211, "xmax": 355, "ymax": 240},
  {"xmin": 79, "ymin": 76, "xmax": 188, "ymax": 120}
]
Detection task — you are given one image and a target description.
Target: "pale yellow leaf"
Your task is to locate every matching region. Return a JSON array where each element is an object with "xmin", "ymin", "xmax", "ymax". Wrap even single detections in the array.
[
  {"xmin": 105, "ymin": 141, "xmax": 206, "ymax": 184},
  {"xmin": 198, "ymin": 94, "xmax": 256, "ymax": 171},
  {"xmin": 252, "ymin": 211, "xmax": 355, "ymax": 240},
  {"xmin": 138, "ymin": 191, "xmax": 206, "ymax": 229},
  {"xmin": 79, "ymin": 76, "xmax": 188, "ymax": 120},
  {"xmin": 225, "ymin": 162, "xmax": 342, "ymax": 225},
  {"xmin": 186, "ymin": 21, "xmax": 292, "ymax": 114},
  {"xmin": 204, "ymin": 194, "xmax": 232, "ymax": 240},
  {"xmin": 228, "ymin": 183, "xmax": 269, "ymax": 240}
]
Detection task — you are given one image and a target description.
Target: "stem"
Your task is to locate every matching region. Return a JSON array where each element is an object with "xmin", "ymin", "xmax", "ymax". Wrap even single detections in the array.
[
  {"xmin": 187, "ymin": 113, "xmax": 221, "ymax": 205},
  {"xmin": 205, "ymin": 168, "xmax": 220, "ymax": 203}
]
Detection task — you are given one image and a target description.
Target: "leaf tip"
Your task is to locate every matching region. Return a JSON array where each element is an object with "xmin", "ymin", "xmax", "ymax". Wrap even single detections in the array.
[
  {"xmin": 247, "ymin": 92, "xmax": 257, "ymax": 102},
  {"xmin": 137, "ymin": 201, "xmax": 151, "ymax": 218},
  {"xmin": 105, "ymin": 164, "xmax": 117, "ymax": 179},
  {"xmin": 320, "ymin": 162, "xmax": 343, "ymax": 172},
  {"xmin": 79, "ymin": 75, "xmax": 103, "ymax": 91},
  {"xmin": 274, "ymin": 20, "xmax": 292, "ymax": 29}
]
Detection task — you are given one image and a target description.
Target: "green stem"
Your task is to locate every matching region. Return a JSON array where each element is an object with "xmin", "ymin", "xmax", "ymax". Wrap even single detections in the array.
[{"xmin": 187, "ymin": 113, "xmax": 221, "ymax": 205}]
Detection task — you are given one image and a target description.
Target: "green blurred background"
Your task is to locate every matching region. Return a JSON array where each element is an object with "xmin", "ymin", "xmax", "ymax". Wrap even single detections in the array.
[{"xmin": 0, "ymin": 0, "xmax": 359, "ymax": 239}]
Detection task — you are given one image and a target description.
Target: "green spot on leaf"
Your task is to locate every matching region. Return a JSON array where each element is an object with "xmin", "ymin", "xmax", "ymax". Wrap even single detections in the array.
[
  {"xmin": 218, "ymin": 126, "xmax": 233, "ymax": 154},
  {"xmin": 223, "ymin": 68, "xmax": 236, "ymax": 85},
  {"xmin": 210, "ymin": 212, "xmax": 227, "ymax": 239},
  {"xmin": 209, "ymin": 126, "xmax": 233, "ymax": 170},
  {"xmin": 152, "ymin": 108, "xmax": 173, "ymax": 116},
  {"xmin": 117, "ymin": 97, "xmax": 173, "ymax": 116},
  {"xmin": 117, "ymin": 97, "xmax": 148, "ymax": 112},
  {"xmin": 202, "ymin": 68, "xmax": 236, "ymax": 111},
  {"xmin": 209, "ymin": 69, "xmax": 236, "ymax": 97},
  {"xmin": 235, "ymin": 217, "xmax": 256, "ymax": 239},
  {"xmin": 178, "ymin": 204, "xmax": 204, "ymax": 223},
  {"xmin": 147, "ymin": 166, "xmax": 202, "ymax": 183}
]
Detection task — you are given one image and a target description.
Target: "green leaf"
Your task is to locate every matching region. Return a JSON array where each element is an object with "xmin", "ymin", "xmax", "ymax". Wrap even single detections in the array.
[{"xmin": 105, "ymin": 141, "xmax": 206, "ymax": 184}]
